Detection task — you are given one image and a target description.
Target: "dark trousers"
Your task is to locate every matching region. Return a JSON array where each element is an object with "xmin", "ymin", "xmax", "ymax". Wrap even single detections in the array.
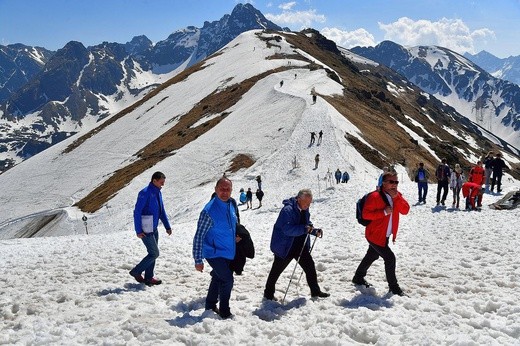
[
  {"xmin": 491, "ymin": 174, "xmax": 503, "ymax": 192},
  {"xmin": 436, "ymin": 181, "xmax": 449, "ymax": 204},
  {"xmin": 417, "ymin": 182, "xmax": 428, "ymax": 202},
  {"xmin": 131, "ymin": 230, "xmax": 159, "ymax": 281},
  {"xmin": 205, "ymin": 258, "xmax": 234, "ymax": 316},
  {"xmin": 354, "ymin": 238, "xmax": 398, "ymax": 289},
  {"xmin": 264, "ymin": 249, "xmax": 320, "ymax": 297}
]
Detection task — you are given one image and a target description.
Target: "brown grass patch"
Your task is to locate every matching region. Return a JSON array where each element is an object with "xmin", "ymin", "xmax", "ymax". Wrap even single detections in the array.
[{"xmin": 227, "ymin": 154, "xmax": 256, "ymax": 173}]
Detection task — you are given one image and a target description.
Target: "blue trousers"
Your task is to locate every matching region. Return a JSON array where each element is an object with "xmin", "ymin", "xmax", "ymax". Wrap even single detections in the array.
[
  {"xmin": 132, "ymin": 230, "xmax": 160, "ymax": 281},
  {"xmin": 205, "ymin": 258, "xmax": 234, "ymax": 316},
  {"xmin": 417, "ymin": 182, "xmax": 428, "ymax": 202}
]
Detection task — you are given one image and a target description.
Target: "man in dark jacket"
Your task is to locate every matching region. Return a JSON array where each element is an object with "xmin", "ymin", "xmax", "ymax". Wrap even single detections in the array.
[
  {"xmin": 435, "ymin": 158, "xmax": 451, "ymax": 206},
  {"xmin": 490, "ymin": 153, "xmax": 507, "ymax": 193},
  {"xmin": 129, "ymin": 171, "xmax": 172, "ymax": 286},
  {"xmin": 263, "ymin": 189, "xmax": 329, "ymax": 301}
]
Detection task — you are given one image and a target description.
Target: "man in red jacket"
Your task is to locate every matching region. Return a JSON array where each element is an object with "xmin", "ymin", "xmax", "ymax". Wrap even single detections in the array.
[{"xmin": 352, "ymin": 172, "xmax": 410, "ymax": 296}]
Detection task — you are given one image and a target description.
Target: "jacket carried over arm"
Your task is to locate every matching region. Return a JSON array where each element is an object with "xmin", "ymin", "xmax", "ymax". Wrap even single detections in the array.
[
  {"xmin": 133, "ymin": 182, "xmax": 171, "ymax": 235},
  {"xmin": 362, "ymin": 191, "xmax": 410, "ymax": 247},
  {"xmin": 270, "ymin": 197, "xmax": 319, "ymax": 259}
]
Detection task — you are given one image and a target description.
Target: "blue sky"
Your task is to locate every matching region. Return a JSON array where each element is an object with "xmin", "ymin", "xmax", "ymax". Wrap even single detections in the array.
[{"xmin": 1, "ymin": 0, "xmax": 518, "ymax": 58}]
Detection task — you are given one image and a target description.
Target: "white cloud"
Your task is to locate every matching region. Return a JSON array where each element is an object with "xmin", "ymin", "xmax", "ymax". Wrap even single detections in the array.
[
  {"xmin": 321, "ymin": 27, "xmax": 376, "ymax": 49},
  {"xmin": 265, "ymin": 9, "xmax": 326, "ymax": 29},
  {"xmin": 279, "ymin": 2, "xmax": 296, "ymax": 10},
  {"xmin": 378, "ymin": 17, "xmax": 495, "ymax": 54}
]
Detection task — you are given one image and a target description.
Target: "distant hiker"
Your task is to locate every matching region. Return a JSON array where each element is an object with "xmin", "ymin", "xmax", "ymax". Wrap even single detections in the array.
[
  {"xmin": 256, "ymin": 175, "xmax": 262, "ymax": 191},
  {"xmin": 490, "ymin": 153, "xmax": 507, "ymax": 193},
  {"xmin": 376, "ymin": 167, "xmax": 389, "ymax": 190},
  {"xmin": 239, "ymin": 188, "xmax": 247, "ymax": 205},
  {"xmin": 312, "ymin": 94, "xmax": 317, "ymax": 104},
  {"xmin": 280, "ymin": 80, "xmax": 284, "ymax": 87},
  {"xmin": 334, "ymin": 168, "xmax": 342, "ymax": 184},
  {"xmin": 413, "ymin": 162, "xmax": 429, "ymax": 204},
  {"xmin": 435, "ymin": 158, "xmax": 451, "ymax": 206},
  {"xmin": 342, "ymin": 171, "xmax": 350, "ymax": 183},
  {"xmin": 129, "ymin": 171, "xmax": 172, "ymax": 286},
  {"xmin": 246, "ymin": 188, "xmax": 253, "ymax": 209},
  {"xmin": 450, "ymin": 164, "xmax": 464, "ymax": 209},
  {"xmin": 310, "ymin": 132, "xmax": 316, "ymax": 145},
  {"xmin": 317, "ymin": 130, "xmax": 323, "ymax": 144},
  {"xmin": 352, "ymin": 172, "xmax": 410, "ymax": 296},
  {"xmin": 256, "ymin": 189, "xmax": 264, "ymax": 208},
  {"xmin": 193, "ymin": 177, "xmax": 237, "ymax": 319},
  {"xmin": 468, "ymin": 161, "xmax": 485, "ymax": 207},
  {"xmin": 314, "ymin": 154, "xmax": 320, "ymax": 169},
  {"xmin": 462, "ymin": 181, "xmax": 482, "ymax": 210},
  {"xmin": 483, "ymin": 151, "xmax": 494, "ymax": 193},
  {"xmin": 263, "ymin": 189, "xmax": 329, "ymax": 301},
  {"xmin": 294, "ymin": 73, "xmax": 297, "ymax": 79}
]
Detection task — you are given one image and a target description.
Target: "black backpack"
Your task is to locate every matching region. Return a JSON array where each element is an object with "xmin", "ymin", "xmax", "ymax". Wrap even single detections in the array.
[{"xmin": 356, "ymin": 190, "xmax": 390, "ymax": 226}]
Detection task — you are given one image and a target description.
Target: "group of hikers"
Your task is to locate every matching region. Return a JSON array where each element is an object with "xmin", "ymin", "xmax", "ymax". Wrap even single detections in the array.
[
  {"xmin": 334, "ymin": 168, "xmax": 350, "ymax": 184},
  {"xmin": 129, "ymin": 169, "xmax": 410, "ymax": 319},
  {"xmin": 412, "ymin": 152, "xmax": 507, "ymax": 210}
]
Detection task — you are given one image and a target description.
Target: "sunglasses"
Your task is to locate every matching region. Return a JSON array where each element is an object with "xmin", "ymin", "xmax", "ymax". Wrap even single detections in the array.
[{"xmin": 384, "ymin": 180, "xmax": 399, "ymax": 185}]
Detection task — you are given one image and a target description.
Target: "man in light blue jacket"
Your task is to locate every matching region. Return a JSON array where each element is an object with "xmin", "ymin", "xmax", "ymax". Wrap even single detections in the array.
[
  {"xmin": 263, "ymin": 189, "xmax": 329, "ymax": 301},
  {"xmin": 193, "ymin": 177, "xmax": 237, "ymax": 319},
  {"xmin": 129, "ymin": 171, "xmax": 172, "ymax": 286}
]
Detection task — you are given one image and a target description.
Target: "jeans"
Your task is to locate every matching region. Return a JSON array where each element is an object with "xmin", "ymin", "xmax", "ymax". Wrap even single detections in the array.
[
  {"xmin": 417, "ymin": 182, "xmax": 428, "ymax": 202},
  {"xmin": 131, "ymin": 230, "xmax": 160, "ymax": 281},
  {"xmin": 354, "ymin": 238, "xmax": 398, "ymax": 289},
  {"xmin": 205, "ymin": 258, "xmax": 234, "ymax": 316}
]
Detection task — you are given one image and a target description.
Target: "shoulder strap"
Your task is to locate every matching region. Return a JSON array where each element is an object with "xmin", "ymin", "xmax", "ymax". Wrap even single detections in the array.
[{"xmin": 378, "ymin": 190, "xmax": 390, "ymax": 206}]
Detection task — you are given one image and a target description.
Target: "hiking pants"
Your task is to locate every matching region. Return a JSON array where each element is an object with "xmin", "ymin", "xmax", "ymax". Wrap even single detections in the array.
[{"xmin": 354, "ymin": 238, "xmax": 397, "ymax": 289}]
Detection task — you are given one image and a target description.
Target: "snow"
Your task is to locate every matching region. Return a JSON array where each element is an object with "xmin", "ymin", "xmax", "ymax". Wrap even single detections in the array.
[{"xmin": 1, "ymin": 30, "xmax": 520, "ymax": 345}]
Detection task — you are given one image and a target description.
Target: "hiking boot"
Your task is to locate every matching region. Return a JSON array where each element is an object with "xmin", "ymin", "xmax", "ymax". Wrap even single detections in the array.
[
  {"xmin": 129, "ymin": 271, "xmax": 144, "ymax": 283},
  {"xmin": 263, "ymin": 293, "xmax": 278, "ymax": 301},
  {"xmin": 390, "ymin": 286, "xmax": 404, "ymax": 296},
  {"xmin": 311, "ymin": 291, "xmax": 330, "ymax": 298},
  {"xmin": 352, "ymin": 276, "xmax": 371, "ymax": 287},
  {"xmin": 219, "ymin": 311, "xmax": 233, "ymax": 319},
  {"xmin": 145, "ymin": 278, "xmax": 162, "ymax": 286}
]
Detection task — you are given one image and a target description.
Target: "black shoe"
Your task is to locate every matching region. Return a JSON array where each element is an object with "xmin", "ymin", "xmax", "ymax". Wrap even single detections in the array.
[
  {"xmin": 390, "ymin": 286, "xmax": 404, "ymax": 296},
  {"xmin": 352, "ymin": 276, "xmax": 371, "ymax": 287},
  {"xmin": 129, "ymin": 270, "xmax": 144, "ymax": 283},
  {"xmin": 219, "ymin": 311, "xmax": 233, "ymax": 319},
  {"xmin": 263, "ymin": 294, "xmax": 278, "ymax": 301},
  {"xmin": 144, "ymin": 278, "xmax": 162, "ymax": 286},
  {"xmin": 311, "ymin": 291, "xmax": 330, "ymax": 298}
]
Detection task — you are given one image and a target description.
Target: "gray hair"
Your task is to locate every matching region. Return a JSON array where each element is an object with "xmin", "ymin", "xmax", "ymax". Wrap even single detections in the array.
[{"xmin": 296, "ymin": 189, "xmax": 313, "ymax": 199}]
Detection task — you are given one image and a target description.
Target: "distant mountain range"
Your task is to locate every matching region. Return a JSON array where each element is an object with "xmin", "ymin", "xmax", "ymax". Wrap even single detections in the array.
[
  {"xmin": 1, "ymin": 3, "xmax": 519, "ymax": 175},
  {"xmin": 351, "ymin": 42, "xmax": 520, "ymax": 150},
  {"xmin": 0, "ymin": 3, "xmax": 282, "ymax": 172},
  {"xmin": 464, "ymin": 50, "xmax": 520, "ymax": 86}
]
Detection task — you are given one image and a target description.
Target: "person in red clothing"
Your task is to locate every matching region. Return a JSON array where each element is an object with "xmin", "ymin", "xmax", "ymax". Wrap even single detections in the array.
[
  {"xmin": 462, "ymin": 182, "xmax": 482, "ymax": 210},
  {"xmin": 352, "ymin": 172, "xmax": 410, "ymax": 296},
  {"xmin": 468, "ymin": 161, "xmax": 485, "ymax": 207}
]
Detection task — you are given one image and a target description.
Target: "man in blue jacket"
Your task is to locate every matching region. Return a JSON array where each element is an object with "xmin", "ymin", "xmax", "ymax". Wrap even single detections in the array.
[
  {"xmin": 263, "ymin": 189, "xmax": 329, "ymax": 301},
  {"xmin": 193, "ymin": 177, "xmax": 237, "ymax": 319},
  {"xmin": 129, "ymin": 171, "xmax": 172, "ymax": 286}
]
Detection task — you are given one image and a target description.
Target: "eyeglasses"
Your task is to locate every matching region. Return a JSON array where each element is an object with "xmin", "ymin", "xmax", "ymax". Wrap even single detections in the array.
[{"xmin": 384, "ymin": 180, "xmax": 399, "ymax": 185}]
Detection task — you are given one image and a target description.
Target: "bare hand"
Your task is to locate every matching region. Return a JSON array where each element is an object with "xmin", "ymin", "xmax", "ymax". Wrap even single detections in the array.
[
  {"xmin": 315, "ymin": 229, "xmax": 323, "ymax": 238},
  {"xmin": 195, "ymin": 263, "xmax": 204, "ymax": 272},
  {"xmin": 305, "ymin": 225, "xmax": 313, "ymax": 233},
  {"xmin": 235, "ymin": 235, "xmax": 242, "ymax": 243},
  {"xmin": 166, "ymin": 229, "xmax": 172, "ymax": 236},
  {"xmin": 137, "ymin": 233, "xmax": 146, "ymax": 239},
  {"xmin": 385, "ymin": 206, "xmax": 393, "ymax": 215}
]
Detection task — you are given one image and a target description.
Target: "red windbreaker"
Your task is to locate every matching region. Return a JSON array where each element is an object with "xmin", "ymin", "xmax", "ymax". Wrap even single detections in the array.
[
  {"xmin": 469, "ymin": 166, "xmax": 485, "ymax": 185},
  {"xmin": 362, "ymin": 191, "xmax": 410, "ymax": 247}
]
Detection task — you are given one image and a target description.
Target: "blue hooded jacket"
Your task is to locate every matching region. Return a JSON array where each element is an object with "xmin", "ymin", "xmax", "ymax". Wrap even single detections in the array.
[
  {"xmin": 270, "ymin": 197, "xmax": 313, "ymax": 259},
  {"xmin": 133, "ymin": 182, "xmax": 171, "ymax": 234}
]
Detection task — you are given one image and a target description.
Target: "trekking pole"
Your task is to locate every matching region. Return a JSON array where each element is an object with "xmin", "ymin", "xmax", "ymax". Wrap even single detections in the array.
[
  {"xmin": 282, "ymin": 232, "xmax": 310, "ymax": 305},
  {"xmin": 295, "ymin": 231, "xmax": 321, "ymax": 289}
]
